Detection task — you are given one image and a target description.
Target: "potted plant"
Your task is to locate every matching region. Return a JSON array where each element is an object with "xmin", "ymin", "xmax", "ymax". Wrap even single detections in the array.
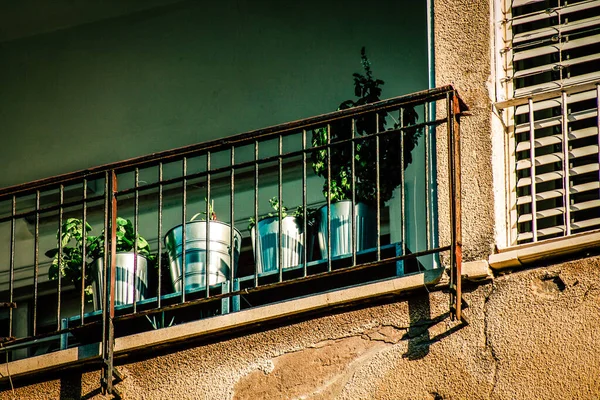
[
  {"xmin": 164, "ymin": 200, "xmax": 242, "ymax": 293},
  {"xmin": 46, "ymin": 217, "xmax": 155, "ymax": 310},
  {"xmin": 248, "ymin": 197, "xmax": 313, "ymax": 274},
  {"xmin": 311, "ymin": 47, "xmax": 421, "ymax": 258}
]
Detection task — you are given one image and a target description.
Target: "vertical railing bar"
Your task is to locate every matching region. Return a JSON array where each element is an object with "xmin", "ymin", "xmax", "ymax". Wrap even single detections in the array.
[
  {"xmin": 56, "ymin": 186, "xmax": 63, "ymax": 332},
  {"xmin": 81, "ymin": 179, "xmax": 88, "ymax": 324},
  {"xmin": 101, "ymin": 170, "xmax": 118, "ymax": 394},
  {"xmin": 106, "ymin": 170, "xmax": 118, "ymax": 395},
  {"xmin": 101, "ymin": 172, "xmax": 109, "ymax": 376},
  {"xmin": 230, "ymin": 147, "xmax": 235, "ymax": 293},
  {"xmin": 133, "ymin": 168, "xmax": 139, "ymax": 314},
  {"xmin": 205, "ymin": 153, "xmax": 211, "ymax": 299},
  {"xmin": 528, "ymin": 98, "xmax": 537, "ymax": 241},
  {"xmin": 400, "ymin": 109, "xmax": 406, "ymax": 258},
  {"xmin": 428, "ymin": 95, "xmax": 440, "ymax": 258},
  {"xmin": 424, "ymin": 102, "xmax": 431, "ymax": 252},
  {"xmin": 302, "ymin": 129, "xmax": 308, "ymax": 277},
  {"xmin": 351, "ymin": 119, "xmax": 357, "ymax": 266},
  {"xmin": 33, "ymin": 190, "xmax": 40, "ymax": 336},
  {"xmin": 375, "ymin": 113, "xmax": 381, "ymax": 260},
  {"xmin": 326, "ymin": 124, "xmax": 332, "ymax": 272},
  {"xmin": 109, "ymin": 172, "xmax": 118, "ymax": 320},
  {"xmin": 446, "ymin": 93, "xmax": 456, "ymax": 318},
  {"xmin": 452, "ymin": 92, "xmax": 463, "ymax": 322},
  {"xmin": 278, "ymin": 135, "xmax": 283, "ymax": 283},
  {"xmin": 8, "ymin": 195, "xmax": 16, "ymax": 338},
  {"xmin": 561, "ymin": 91, "xmax": 571, "ymax": 236},
  {"xmin": 181, "ymin": 157, "xmax": 187, "ymax": 303},
  {"xmin": 447, "ymin": 91, "xmax": 463, "ymax": 321},
  {"xmin": 254, "ymin": 141, "xmax": 259, "ymax": 288},
  {"xmin": 157, "ymin": 163, "xmax": 164, "ymax": 308}
]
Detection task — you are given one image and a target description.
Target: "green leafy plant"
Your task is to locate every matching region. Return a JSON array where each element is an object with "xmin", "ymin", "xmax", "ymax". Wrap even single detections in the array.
[
  {"xmin": 46, "ymin": 217, "xmax": 156, "ymax": 298},
  {"xmin": 45, "ymin": 218, "xmax": 93, "ymax": 296},
  {"xmin": 248, "ymin": 197, "xmax": 313, "ymax": 231},
  {"xmin": 311, "ymin": 47, "xmax": 422, "ymax": 205},
  {"xmin": 85, "ymin": 217, "xmax": 154, "ymax": 261}
]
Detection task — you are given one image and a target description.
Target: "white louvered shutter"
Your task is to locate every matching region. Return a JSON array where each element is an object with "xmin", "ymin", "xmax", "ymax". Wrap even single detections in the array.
[{"xmin": 499, "ymin": 0, "xmax": 600, "ymax": 245}]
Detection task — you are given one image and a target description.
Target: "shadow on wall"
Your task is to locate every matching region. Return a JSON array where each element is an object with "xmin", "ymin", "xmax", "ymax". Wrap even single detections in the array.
[
  {"xmin": 403, "ymin": 290, "xmax": 469, "ymax": 360},
  {"xmin": 59, "ymin": 372, "xmax": 82, "ymax": 400},
  {"xmin": 403, "ymin": 292, "xmax": 432, "ymax": 360}
]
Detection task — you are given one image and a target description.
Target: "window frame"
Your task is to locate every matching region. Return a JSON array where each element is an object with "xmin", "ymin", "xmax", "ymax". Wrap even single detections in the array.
[{"xmin": 494, "ymin": 0, "xmax": 600, "ymax": 250}]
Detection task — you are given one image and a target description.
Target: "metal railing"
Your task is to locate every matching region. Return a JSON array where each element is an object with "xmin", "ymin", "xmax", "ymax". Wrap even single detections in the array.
[{"xmin": 0, "ymin": 85, "xmax": 465, "ymax": 394}]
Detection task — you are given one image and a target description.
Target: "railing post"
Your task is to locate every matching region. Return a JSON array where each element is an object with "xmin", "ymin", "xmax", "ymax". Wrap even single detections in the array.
[
  {"xmin": 448, "ymin": 92, "xmax": 463, "ymax": 321},
  {"xmin": 101, "ymin": 170, "xmax": 121, "ymax": 398}
]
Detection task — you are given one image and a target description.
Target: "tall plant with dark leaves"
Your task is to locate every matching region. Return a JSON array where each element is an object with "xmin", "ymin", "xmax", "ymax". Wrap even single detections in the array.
[{"xmin": 311, "ymin": 47, "xmax": 421, "ymax": 206}]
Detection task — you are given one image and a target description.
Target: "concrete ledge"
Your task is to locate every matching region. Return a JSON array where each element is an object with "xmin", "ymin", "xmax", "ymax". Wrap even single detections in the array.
[
  {"xmin": 0, "ymin": 269, "xmax": 444, "ymax": 382},
  {"xmin": 489, "ymin": 230, "xmax": 600, "ymax": 270},
  {"xmin": 0, "ymin": 342, "xmax": 100, "ymax": 380},
  {"xmin": 461, "ymin": 260, "xmax": 493, "ymax": 281},
  {"xmin": 115, "ymin": 268, "xmax": 444, "ymax": 353}
]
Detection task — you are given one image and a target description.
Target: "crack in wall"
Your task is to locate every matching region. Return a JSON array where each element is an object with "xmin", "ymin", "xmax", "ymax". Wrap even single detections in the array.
[
  {"xmin": 569, "ymin": 282, "xmax": 600, "ymax": 309},
  {"xmin": 305, "ymin": 323, "xmax": 412, "ymax": 351},
  {"xmin": 483, "ymin": 282, "xmax": 499, "ymax": 400}
]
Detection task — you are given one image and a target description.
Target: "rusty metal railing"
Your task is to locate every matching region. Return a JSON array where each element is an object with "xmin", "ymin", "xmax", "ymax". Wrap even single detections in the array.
[{"xmin": 0, "ymin": 85, "xmax": 465, "ymax": 395}]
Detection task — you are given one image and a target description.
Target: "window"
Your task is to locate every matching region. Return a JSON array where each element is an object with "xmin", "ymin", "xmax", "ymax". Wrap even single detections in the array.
[{"xmin": 497, "ymin": 0, "xmax": 600, "ymax": 245}]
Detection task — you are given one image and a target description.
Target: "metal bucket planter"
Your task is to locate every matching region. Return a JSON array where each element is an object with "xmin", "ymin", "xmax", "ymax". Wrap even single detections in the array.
[
  {"xmin": 251, "ymin": 216, "xmax": 305, "ymax": 274},
  {"xmin": 164, "ymin": 221, "xmax": 242, "ymax": 292},
  {"xmin": 317, "ymin": 200, "xmax": 376, "ymax": 259},
  {"xmin": 92, "ymin": 253, "xmax": 149, "ymax": 311}
]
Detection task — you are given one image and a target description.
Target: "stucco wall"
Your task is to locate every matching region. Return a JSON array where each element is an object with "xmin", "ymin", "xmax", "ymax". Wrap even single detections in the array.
[
  {"xmin": 434, "ymin": 0, "xmax": 496, "ymax": 261},
  {"xmin": 2, "ymin": 255, "xmax": 600, "ymax": 399}
]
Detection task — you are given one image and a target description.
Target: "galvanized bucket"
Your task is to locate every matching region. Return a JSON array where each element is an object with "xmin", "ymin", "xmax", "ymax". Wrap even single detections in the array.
[
  {"xmin": 317, "ymin": 201, "xmax": 376, "ymax": 258},
  {"xmin": 164, "ymin": 221, "xmax": 242, "ymax": 292},
  {"xmin": 92, "ymin": 253, "xmax": 149, "ymax": 311},
  {"xmin": 251, "ymin": 216, "xmax": 305, "ymax": 274}
]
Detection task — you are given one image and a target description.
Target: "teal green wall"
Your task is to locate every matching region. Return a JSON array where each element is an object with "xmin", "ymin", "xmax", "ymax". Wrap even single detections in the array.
[
  {"xmin": 0, "ymin": 0, "xmax": 427, "ymax": 189},
  {"xmin": 0, "ymin": 1, "xmax": 429, "ymax": 298}
]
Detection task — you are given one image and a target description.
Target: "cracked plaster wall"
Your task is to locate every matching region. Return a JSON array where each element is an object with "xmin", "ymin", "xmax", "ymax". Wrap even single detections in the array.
[{"xmin": 3, "ymin": 255, "xmax": 600, "ymax": 399}]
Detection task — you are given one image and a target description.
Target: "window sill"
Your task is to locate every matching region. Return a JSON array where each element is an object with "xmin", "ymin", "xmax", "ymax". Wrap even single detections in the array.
[
  {"xmin": 0, "ymin": 268, "xmax": 444, "ymax": 382},
  {"xmin": 489, "ymin": 230, "xmax": 600, "ymax": 270}
]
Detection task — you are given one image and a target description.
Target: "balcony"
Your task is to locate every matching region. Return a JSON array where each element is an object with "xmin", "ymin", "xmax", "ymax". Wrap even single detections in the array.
[{"xmin": 0, "ymin": 86, "xmax": 465, "ymax": 392}]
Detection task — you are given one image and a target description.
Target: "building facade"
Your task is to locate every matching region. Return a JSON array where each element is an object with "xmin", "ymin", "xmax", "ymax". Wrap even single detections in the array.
[{"xmin": 0, "ymin": 0, "xmax": 599, "ymax": 399}]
